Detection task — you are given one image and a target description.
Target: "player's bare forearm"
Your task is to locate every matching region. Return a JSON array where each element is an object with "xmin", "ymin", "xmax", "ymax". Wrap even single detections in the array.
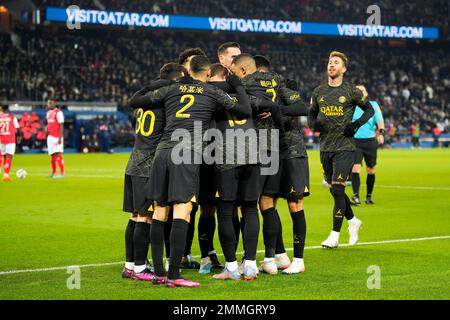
[{"xmin": 377, "ymin": 121, "xmax": 385, "ymax": 131}]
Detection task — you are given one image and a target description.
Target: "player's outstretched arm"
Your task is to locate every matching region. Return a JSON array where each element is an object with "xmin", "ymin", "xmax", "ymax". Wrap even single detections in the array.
[
  {"xmin": 281, "ymin": 100, "xmax": 309, "ymax": 117},
  {"xmin": 308, "ymin": 90, "xmax": 321, "ymax": 131},
  {"xmin": 128, "ymin": 84, "xmax": 170, "ymax": 109},
  {"xmin": 344, "ymin": 88, "xmax": 375, "ymax": 137},
  {"xmin": 251, "ymin": 98, "xmax": 285, "ymax": 134},
  {"xmin": 220, "ymin": 75, "xmax": 252, "ymax": 117},
  {"xmin": 210, "ymin": 81, "xmax": 233, "ymax": 93}
]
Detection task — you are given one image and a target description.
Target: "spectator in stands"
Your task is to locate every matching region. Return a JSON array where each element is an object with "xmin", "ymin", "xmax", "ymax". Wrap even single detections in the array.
[{"xmin": 432, "ymin": 125, "xmax": 441, "ymax": 148}]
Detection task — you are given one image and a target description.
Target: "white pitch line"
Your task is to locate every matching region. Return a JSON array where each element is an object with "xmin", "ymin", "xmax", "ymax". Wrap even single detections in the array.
[
  {"xmin": 376, "ymin": 185, "xmax": 450, "ymax": 191},
  {"xmin": 1, "ymin": 235, "xmax": 449, "ymax": 276},
  {"xmin": 32, "ymin": 173, "xmax": 450, "ymax": 191}
]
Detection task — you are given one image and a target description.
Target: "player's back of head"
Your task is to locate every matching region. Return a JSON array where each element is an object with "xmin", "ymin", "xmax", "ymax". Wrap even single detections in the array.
[
  {"xmin": 1, "ymin": 104, "xmax": 8, "ymax": 112},
  {"xmin": 210, "ymin": 63, "xmax": 229, "ymax": 81},
  {"xmin": 254, "ymin": 55, "xmax": 271, "ymax": 72},
  {"xmin": 190, "ymin": 55, "xmax": 211, "ymax": 75},
  {"xmin": 160, "ymin": 63, "xmax": 184, "ymax": 81},
  {"xmin": 178, "ymin": 48, "xmax": 207, "ymax": 66},
  {"xmin": 231, "ymin": 54, "xmax": 256, "ymax": 68}
]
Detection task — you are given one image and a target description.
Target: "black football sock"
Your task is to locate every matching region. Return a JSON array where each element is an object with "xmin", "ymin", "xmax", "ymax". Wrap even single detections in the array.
[
  {"xmin": 291, "ymin": 211, "xmax": 306, "ymax": 259},
  {"xmin": 168, "ymin": 219, "xmax": 189, "ymax": 280},
  {"xmin": 241, "ymin": 202, "xmax": 260, "ymax": 261},
  {"xmin": 331, "ymin": 185, "xmax": 346, "ymax": 232},
  {"xmin": 198, "ymin": 215, "xmax": 215, "ymax": 258},
  {"xmin": 125, "ymin": 219, "xmax": 136, "ymax": 264},
  {"xmin": 232, "ymin": 211, "xmax": 241, "ymax": 251},
  {"xmin": 217, "ymin": 200, "xmax": 237, "ymax": 263},
  {"xmin": 261, "ymin": 207, "xmax": 280, "ymax": 258},
  {"xmin": 207, "ymin": 215, "xmax": 216, "ymax": 253},
  {"xmin": 344, "ymin": 194, "xmax": 355, "ymax": 220},
  {"xmin": 275, "ymin": 210, "xmax": 286, "ymax": 254},
  {"xmin": 133, "ymin": 222, "xmax": 151, "ymax": 267},
  {"xmin": 184, "ymin": 205, "xmax": 198, "ymax": 257},
  {"xmin": 150, "ymin": 220, "xmax": 165, "ymax": 277},
  {"xmin": 352, "ymin": 172, "xmax": 361, "ymax": 196},
  {"xmin": 164, "ymin": 217, "xmax": 172, "ymax": 258},
  {"xmin": 239, "ymin": 217, "xmax": 246, "ymax": 256},
  {"xmin": 367, "ymin": 174, "xmax": 376, "ymax": 197}
]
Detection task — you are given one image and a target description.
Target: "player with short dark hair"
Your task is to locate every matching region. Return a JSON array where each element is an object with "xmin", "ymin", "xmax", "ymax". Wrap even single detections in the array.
[
  {"xmin": 178, "ymin": 48, "xmax": 207, "ymax": 74},
  {"xmin": 194, "ymin": 63, "xmax": 232, "ymax": 275},
  {"xmin": 253, "ymin": 55, "xmax": 271, "ymax": 73},
  {"xmin": 309, "ymin": 51, "xmax": 374, "ymax": 249},
  {"xmin": 0, "ymin": 104, "xmax": 20, "ymax": 182},
  {"xmin": 207, "ymin": 65, "xmax": 263, "ymax": 281},
  {"xmin": 129, "ymin": 55, "xmax": 252, "ymax": 288},
  {"xmin": 46, "ymin": 99, "xmax": 65, "ymax": 178},
  {"xmin": 167, "ymin": 49, "xmax": 210, "ymax": 272},
  {"xmin": 121, "ymin": 64, "xmax": 184, "ymax": 282},
  {"xmin": 350, "ymin": 85, "xmax": 385, "ymax": 206},
  {"xmin": 230, "ymin": 53, "xmax": 307, "ymax": 274},
  {"xmin": 254, "ymin": 56, "xmax": 311, "ymax": 275}
]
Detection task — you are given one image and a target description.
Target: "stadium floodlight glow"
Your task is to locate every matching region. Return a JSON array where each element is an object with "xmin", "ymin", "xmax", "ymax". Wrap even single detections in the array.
[{"xmin": 46, "ymin": 7, "xmax": 439, "ymax": 40}]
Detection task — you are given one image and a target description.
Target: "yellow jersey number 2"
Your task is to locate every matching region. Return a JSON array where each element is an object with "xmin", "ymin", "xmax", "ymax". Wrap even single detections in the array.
[{"xmin": 176, "ymin": 94, "xmax": 195, "ymax": 118}]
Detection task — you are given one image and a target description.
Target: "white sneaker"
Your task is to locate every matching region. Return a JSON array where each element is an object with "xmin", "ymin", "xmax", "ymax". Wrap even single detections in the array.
[
  {"xmin": 275, "ymin": 253, "xmax": 291, "ymax": 270},
  {"xmin": 165, "ymin": 258, "xmax": 170, "ymax": 272},
  {"xmin": 282, "ymin": 259, "xmax": 305, "ymax": 275},
  {"xmin": 348, "ymin": 218, "xmax": 362, "ymax": 245},
  {"xmin": 199, "ymin": 257, "xmax": 212, "ymax": 274},
  {"xmin": 259, "ymin": 260, "xmax": 278, "ymax": 275},
  {"xmin": 321, "ymin": 231, "xmax": 339, "ymax": 249},
  {"xmin": 238, "ymin": 259, "xmax": 245, "ymax": 275}
]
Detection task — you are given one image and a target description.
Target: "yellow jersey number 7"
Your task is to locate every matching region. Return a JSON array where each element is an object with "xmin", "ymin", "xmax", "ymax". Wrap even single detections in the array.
[
  {"xmin": 266, "ymin": 88, "xmax": 277, "ymax": 102},
  {"xmin": 135, "ymin": 108, "xmax": 156, "ymax": 137}
]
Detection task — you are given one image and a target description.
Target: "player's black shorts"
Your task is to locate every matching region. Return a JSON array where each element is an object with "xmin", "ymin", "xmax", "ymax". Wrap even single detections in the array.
[
  {"xmin": 215, "ymin": 165, "xmax": 260, "ymax": 202},
  {"xmin": 259, "ymin": 160, "xmax": 283, "ymax": 197},
  {"xmin": 320, "ymin": 151, "xmax": 355, "ymax": 185},
  {"xmin": 355, "ymin": 138, "xmax": 378, "ymax": 168},
  {"xmin": 150, "ymin": 148, "xmax": 200, "ymax": 205},
  {"xmin": 198, "ymin": 164, "xmax": 216, "ymax": 206},
  {"xmin": 280, "ymin": 157, "xmax": 310, "ymax": 201},
  {"xmin": 123, "ymin": 174, "xmax": 153, "ymax": 214}
]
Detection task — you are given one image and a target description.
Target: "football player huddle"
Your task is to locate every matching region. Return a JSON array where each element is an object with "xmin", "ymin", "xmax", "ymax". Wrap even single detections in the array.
[{"xmin": 121, "ymin": 43, "xmax": 374, "ymax": 288}]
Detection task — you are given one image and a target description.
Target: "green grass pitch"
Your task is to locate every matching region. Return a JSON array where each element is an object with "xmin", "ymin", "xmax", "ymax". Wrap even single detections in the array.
[{"xmin": 0, "ymin": 149, "xmax": 449, "ymax": 300}]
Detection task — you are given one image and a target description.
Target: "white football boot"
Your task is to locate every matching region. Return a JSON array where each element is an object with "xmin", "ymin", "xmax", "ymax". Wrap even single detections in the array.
[
  {"xmin": 321, "ymin": 231, "xmax": 340, "ymax": 249},
  {"xmin": 348, "ymin": 218, "xmax": 362, "ymax": 245}
]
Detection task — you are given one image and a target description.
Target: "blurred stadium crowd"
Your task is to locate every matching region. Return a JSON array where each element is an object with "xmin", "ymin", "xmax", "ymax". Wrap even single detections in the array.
[{"xmin": 0, "ymin": 0, "xmax": 449, "ymax": 151}]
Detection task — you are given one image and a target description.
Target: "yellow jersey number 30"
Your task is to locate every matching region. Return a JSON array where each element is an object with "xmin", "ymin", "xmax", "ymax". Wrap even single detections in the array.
[{"xmin": 135, "ymin": 108, "xmax": 156, "ymax": 137}]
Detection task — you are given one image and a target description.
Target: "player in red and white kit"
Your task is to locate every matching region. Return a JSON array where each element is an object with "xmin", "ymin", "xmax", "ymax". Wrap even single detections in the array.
[
  {"xmin": 46, "ymin": 100, "xmax": 65, "ymax": 178},
  {"xmin": 0, "ymin": 105, "xmax": 20, "ymax": 182}
]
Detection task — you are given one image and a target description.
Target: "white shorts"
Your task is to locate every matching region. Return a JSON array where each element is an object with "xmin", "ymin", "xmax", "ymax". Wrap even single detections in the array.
[
  {"xmin": 47, "ymin": 136, "xmax": 64, "ymax": 155},
  {"xmin": 0, "ymin": 143, "xmax": 16, "ymax": 155}
]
